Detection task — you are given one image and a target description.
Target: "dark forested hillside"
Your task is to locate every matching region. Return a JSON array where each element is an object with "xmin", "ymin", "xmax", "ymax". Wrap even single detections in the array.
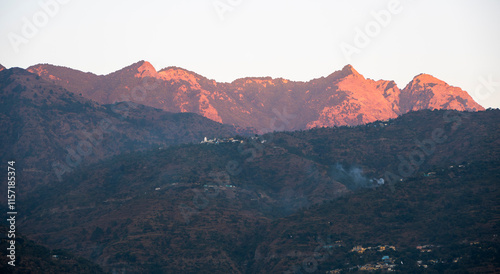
[
  {"xmin": 255, "ymin": 160, "xmax": 500, "ymax": 273},
  {"xmin": 17, "ymin": 109, "xmax": 499, "ymax": 273},
  {"xmin": 0, "ymin": 226, "xmax": 104, "ymax": 273},
  {"xmin": 0, "ymin": 67, "xmax": 254, "ymax": 194}
]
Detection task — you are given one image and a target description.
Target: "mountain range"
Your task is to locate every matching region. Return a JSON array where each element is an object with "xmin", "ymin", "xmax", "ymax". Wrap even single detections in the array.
[
  {"xmin": 19, "ymin": 109, "xmax": 499, "ymax": 273},
  {"xmin": 24, "ymin": 61, "xmax": 483, "ymax": 132},
  {"xmin": 0, "ymin": 61, "xmax": 497, "ymax": 273},
  {"xmin": 0, "ymin": 67, "xmax": 253, "ymax": 193}
]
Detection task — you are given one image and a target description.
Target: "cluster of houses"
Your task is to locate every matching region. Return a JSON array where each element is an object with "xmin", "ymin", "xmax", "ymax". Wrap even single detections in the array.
[
  {"xmin": 423, "ymin": 172, "xmax": 437, "ymax": 177},
  {"xmin": 422, "ymin": 163, "xmax": 468, "ymax": 177},
  {"xmin": 357, "ymin": 258, "xmax": 396, "ymax": 271},
  {"xmin": 351, "ymin": 245, "xmax": 396, "ymax": 254},
  {"xmin": 203, "ymin": 184, "xmax": 236, "ymax": 189},
  {"xmin": 416, "ymin": 244, "xmax": 434, "ymax": 252},
  {"xmin": 200, "ymin": 136, "xmax": 267, "ymax": 145},
  {"xmin": 365, "ymin": 119, "xmax": 392, "ymax": 128},
  {"xmin": 373, "ymin": 122, "xmax": 390, "ymax": 128},
  {"xmin": 417, "ymin": 258, "xmax": 449, "ymax": 268},
  {"xmin": 327, "ymin": 256, "xmax": 396, "ymax": 273},
  {"xmin": 329, "ymin": 239, "xmax": 476, "ymax": 272},
  {"xmin": 322, "ymin": 240, "xmax": 344, "ymax": 249},
  {"xmin": 200, "ymin": 137, "xmax": 244, "ymax": 144}
]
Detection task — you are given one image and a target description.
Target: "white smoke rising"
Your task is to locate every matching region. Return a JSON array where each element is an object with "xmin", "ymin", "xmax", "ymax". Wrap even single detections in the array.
[{"xmin": 330, "ymin": 163, "xmax": 383, "ymax": 190}]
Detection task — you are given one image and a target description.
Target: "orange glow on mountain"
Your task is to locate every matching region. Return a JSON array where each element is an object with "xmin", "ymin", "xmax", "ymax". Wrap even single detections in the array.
[
  {"xmin": 25, "ymin": 61, "xmax": 485, "ymax": 131},
  {"xmin": 133, "ymin": 61, "xmax": 157, "ymax": 78},
  {"xmin": 158, "ymin": 67, "xmax": 202, "ymax": 90}
]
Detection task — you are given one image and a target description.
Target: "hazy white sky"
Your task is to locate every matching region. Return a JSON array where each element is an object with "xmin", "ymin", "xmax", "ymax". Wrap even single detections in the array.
[{"xmin": 1, "ymin": 0, "xmax": 499, "ymax": 108}]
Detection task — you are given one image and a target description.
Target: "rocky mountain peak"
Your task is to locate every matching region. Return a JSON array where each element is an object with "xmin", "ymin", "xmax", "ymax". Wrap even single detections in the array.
[
  {"xmin": 20, "ymin": 62, "xmax": 485, "ymax": 131},
  {"xmin": 341, "ymin": 64, "xmax": 362, "ymax": 77}
]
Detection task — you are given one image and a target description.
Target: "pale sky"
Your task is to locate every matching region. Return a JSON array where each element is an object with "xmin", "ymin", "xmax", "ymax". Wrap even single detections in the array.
[{"xmin": 1, "ymin": 0, "xmax": 499, "ymax": 108}]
